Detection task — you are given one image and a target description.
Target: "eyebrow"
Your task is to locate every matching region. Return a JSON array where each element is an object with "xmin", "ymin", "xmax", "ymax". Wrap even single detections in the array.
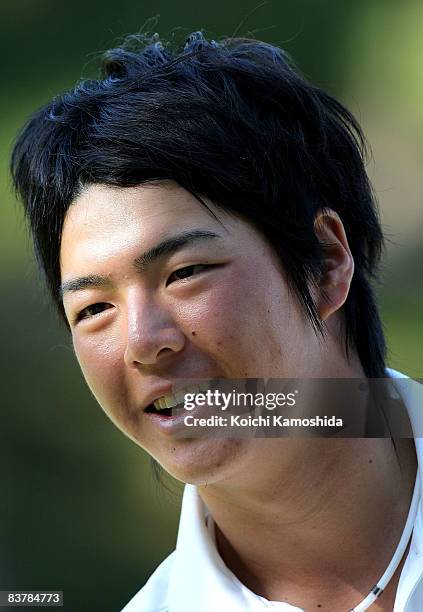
[{"xmin": 60, "ymin": 229, "xmax": 222, "ymax": 298}]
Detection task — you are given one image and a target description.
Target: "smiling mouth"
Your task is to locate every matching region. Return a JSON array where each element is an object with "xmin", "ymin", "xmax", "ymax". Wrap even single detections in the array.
[{"xmin": 145, "ymin": 382, "xmax": 211, "ymax": 417}]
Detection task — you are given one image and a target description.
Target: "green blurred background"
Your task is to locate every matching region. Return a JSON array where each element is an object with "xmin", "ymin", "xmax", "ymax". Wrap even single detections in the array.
[{"xmin": 1, "ymin": 1, "xmax": 422, "ymax": 610}]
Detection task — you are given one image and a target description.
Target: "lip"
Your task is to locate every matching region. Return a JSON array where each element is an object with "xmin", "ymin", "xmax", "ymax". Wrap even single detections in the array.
[
  {"xmin": 144, "ymin": 404, "xmax": 187, "ymax": 435},
  {"xmin": 144, "ymin": 400, "xmax": 213, "ymax": 437}
]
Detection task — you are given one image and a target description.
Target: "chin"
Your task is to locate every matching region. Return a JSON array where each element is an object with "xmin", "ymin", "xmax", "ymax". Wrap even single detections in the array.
[{"xmin": 156, "ymin": 437, "xmax": 246, "ymax": 486}]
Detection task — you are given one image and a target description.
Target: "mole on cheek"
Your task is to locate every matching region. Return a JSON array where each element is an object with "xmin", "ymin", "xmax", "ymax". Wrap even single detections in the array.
[{"xmin": 191, "ymin": 331, "xmax": 196, "ymax": 336}]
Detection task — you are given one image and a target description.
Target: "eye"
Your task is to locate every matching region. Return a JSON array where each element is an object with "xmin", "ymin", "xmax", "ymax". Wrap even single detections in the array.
[
  {"xmin": 166, "ymin": 264, "xmax": 210, "ymax": 286},
  {"xmin": 75, "ymin": 302, "xmax": 113, "ymax": 322}
]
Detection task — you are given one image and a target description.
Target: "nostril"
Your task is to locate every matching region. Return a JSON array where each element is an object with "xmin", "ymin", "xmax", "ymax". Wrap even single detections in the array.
[{"xmin": 157, "ymin": 347, "xmax": 173, "ymax": 357}]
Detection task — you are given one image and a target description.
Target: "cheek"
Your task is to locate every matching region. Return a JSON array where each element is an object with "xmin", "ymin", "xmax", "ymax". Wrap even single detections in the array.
[
  {"xmin": 174, "ymin": 270, "xmax": 291, "ymax": 374},
  {"xmin": 73, "ymin": 333, "xmax": 126, "ymax": 410},
  {"xmin": 176, "ymin": 276, "xmax": 250, "ymax": 338}
]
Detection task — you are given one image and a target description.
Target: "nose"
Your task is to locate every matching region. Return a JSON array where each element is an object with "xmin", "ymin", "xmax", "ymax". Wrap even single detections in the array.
[{"xmin": 123, "ymin": 291, "xmax": 185, "ymax": 368}]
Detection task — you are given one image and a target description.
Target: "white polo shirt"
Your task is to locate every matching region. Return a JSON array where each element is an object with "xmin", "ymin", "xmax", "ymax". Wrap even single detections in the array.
[{"xmin": 121, "ymin": 370, "xmax": 423, "ymax": 612}]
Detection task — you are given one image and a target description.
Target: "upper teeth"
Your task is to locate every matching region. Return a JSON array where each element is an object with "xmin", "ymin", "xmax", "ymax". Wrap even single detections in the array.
[{"xmin": 153, "ymin": 382, "xmax": 211, "ymax": 411}]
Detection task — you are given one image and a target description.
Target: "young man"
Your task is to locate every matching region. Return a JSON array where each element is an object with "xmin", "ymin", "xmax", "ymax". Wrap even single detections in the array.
[{"xmin": 11, "ymin": 31, "xmax": 422, "ymax": 611}]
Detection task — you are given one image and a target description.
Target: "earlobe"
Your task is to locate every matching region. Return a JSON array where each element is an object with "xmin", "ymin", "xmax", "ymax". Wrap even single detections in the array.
[{"xmin": 313, "ymin": 209, "xmax": 355, "ymax": 321}]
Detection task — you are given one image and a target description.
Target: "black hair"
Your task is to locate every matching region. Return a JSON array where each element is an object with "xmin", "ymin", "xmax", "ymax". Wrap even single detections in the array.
[{"xmin": 11, "ymin": 30, "xmax": 386, "ymax": 378}]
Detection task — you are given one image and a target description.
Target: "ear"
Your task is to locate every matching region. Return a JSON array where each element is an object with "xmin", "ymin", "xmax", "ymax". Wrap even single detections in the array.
[{"xmin": 313, "ymin": 209, "xmax": 354, "ymax": 322}]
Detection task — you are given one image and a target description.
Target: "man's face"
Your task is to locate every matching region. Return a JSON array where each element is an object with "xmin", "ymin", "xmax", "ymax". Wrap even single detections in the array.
[{"xmin": 60, "ymin": 182, "xmax": 325, "ymax": 483}]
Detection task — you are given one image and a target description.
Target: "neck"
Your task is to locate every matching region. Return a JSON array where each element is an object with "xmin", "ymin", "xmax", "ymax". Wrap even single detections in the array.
[{"xmin": 198, "ymin": 437, "xmax": 417, "ymax": 610}]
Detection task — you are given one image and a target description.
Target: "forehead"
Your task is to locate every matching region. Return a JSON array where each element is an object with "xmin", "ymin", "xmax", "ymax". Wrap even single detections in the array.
[
  {"xmin": 63, "ymin": 181, "xmax": 221, "ymax": 239},
  {"xmin": 60, "ymin": 182, "xmax": 225, "ymax": 270}
]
